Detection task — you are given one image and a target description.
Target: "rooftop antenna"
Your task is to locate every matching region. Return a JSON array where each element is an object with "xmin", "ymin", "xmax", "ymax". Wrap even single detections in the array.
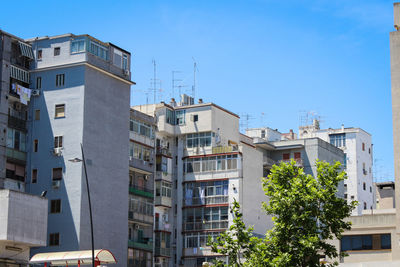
[
  {"xmin": 239, "ymin": 113, "xmax": 254, "ymax": 133},
  {"xmin": 260, "ymin": 112, "xmax": 266, "ymax": 127},
  {"xmin": 172, "ymin": 71, "xmax": 182, "ymax": 100},
  {"xmin": 192, "ymin": 57, "xmax": 198, "ymax": 100},
  {"xmin": 152, "ymin": 60, "xmax": 157, "ymax": 104}
]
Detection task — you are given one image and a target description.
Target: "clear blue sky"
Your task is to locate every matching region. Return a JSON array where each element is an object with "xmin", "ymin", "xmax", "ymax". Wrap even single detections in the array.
[{"xmin": 1, "ymin": 0, "xmax": 394, "ymax": 181}]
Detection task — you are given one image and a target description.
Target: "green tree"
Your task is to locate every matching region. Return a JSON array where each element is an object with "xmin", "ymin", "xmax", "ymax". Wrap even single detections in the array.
[
  {"xmin": 208, "ymin": 199, "xmax": 261, "ymax": 266},
  {"xmin": 209, "ymin": 160, "xmax": 356, "ymax": 267}
]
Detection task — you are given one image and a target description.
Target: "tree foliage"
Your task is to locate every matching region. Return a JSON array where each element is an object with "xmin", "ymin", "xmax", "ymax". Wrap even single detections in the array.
[{"xmin": 209, "ymin": 160, "xmax": 356, "ymax": 267}]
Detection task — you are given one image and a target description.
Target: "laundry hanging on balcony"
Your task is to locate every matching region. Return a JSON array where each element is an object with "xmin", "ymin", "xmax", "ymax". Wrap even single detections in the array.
[{"xmin": 12, "ymin": 83, "xmax": 31, "ymax": 105}]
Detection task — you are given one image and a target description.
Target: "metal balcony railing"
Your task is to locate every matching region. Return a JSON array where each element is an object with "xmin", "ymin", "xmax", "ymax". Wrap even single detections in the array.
[
  {"xmin": 10, "ymin": 65, "xmax": 29, "ymax": 84},
  {"xmin": 183, "ymin": 195, "xmax": 228, "ymax": 207},
  {"xmin": 183, "ymin": 220, "xmax": 228, "ymax": 231},
  {"xmin": 156, "ymin": 146, "xmax": 171, "ymax": 157}
]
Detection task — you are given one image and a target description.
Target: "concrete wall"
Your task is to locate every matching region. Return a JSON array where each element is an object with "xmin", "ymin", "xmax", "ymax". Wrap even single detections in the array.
[
  {"xmin": 240, "ymin": 143, "xmax": 272, "ymax": 234},
  {"xmin": 80, "ymin": 65, "xmax": 130, "ymax": 266}
]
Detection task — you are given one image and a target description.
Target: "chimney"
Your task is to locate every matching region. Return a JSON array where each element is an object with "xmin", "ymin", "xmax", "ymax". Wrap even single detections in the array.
[
  {"xmin": 198, "ymin": 98, "xmax": 203, "ymax": 104},
  {"xmin": 170, "ymin": 98, "xmax": 176, "ymax": 107},
  {"xmin": 289, "ymin": 129, "xmax": 294, "ymax": 140}
]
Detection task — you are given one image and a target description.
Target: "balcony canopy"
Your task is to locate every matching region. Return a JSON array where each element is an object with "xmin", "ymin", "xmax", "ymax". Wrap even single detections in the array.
[{"xmin": 30, "ymin": 249, "xmax": 117, "ymax": 266}]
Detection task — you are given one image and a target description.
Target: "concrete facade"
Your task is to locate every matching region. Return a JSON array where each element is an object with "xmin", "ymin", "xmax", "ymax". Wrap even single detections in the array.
[
  {"xmin": 0, "ymin": 31, "xmax": 48, "ymax": 267},
  {"xmin": 134, "ymin": 96, "xmax": 267, "ymax": 267},
  {"xmin": 298, "ymin": 124, "xmax": 374, "ymax": 215},
  {"xmin": 26, "ymin": 34, "xmax": 133, "ymax": 267}
]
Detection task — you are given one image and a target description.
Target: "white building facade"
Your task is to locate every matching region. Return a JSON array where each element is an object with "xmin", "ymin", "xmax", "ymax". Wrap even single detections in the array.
[
  {"xmin": 298, "ymin": 124, "xmax": 374, "ymax": 215},
  {"xmin": 134, "ymin": 97, "xmax": 268, "ymax": 267}
]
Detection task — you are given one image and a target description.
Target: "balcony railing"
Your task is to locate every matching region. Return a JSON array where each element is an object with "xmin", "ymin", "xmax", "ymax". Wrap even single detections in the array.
[
  {"xmin": 129, "ymin": 185, "xmax": 154, "ymax": 198},
  {"xmin": 155, "ymin": 247, "xmax": 171, "ymax": 257},
  {"xmin": 183, "ymin": 220, "xmax": 228, "ymax": 231},
  {"xmin": 155, "ymin": 222, "xmax": 172, "ymax": 232},
  {"xmin": 183, "ymin": 196, "xmax": 228, "ymax": 207},
  {"xmin": 8, "ymin": 116, "xmax": 26, "ymax": 131},
  {"xmin": 128, "ymin": 239, "xmax": 153, "ymax": 252},
  {"xmin": 6, "ymin": 148, "xmax": 26, "ymax": 163},
  {"xmin": 155, "ymin": 196, "xmax": 172, "ymax": 207},
  {"xmin": 10, "ymin": 65, "xmax": 29, "ymax": 84},
  {"xmin": 128, "ymin": 211, "xmax": 153, "ymax": 224}
]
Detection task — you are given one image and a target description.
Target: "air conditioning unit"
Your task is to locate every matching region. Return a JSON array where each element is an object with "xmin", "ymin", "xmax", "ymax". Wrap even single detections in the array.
[
  {"xmin": 52, "ymin": 180, "xmax": 61, "ymax": 189},
  {"xmin": 124, "ymin": 70, "xmax": 130, "ymax": 75},
  {"xmin": 32, "ymin": 90, "xmax": 40, "ymax": 96},
  {"xmin": 135, "ymin": 224, "xmax": 140, "ymax": 230},
  {"xmin": 53, "ymin": 147, "xmax": 62, "ymax": 156}
]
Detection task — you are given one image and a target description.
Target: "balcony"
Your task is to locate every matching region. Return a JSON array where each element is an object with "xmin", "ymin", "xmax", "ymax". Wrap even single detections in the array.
[
  {"xmin": 128, "ymin": 211, "xmax": 153, "ymax": 225},
  {"xmin": 129, "ymin": 185, "xmax": 153, "ymax": 198},
  {"xmin": 183, "ymin": 196, "xmax": 228, "ymax": 207},
  {"xmin": 183, "ymin": 220, "xmax": 228, "ymax": 231},
  {"xmin": 6, "ymin": 148, "xmax": 26, "ymax": 163},
  {"xmin": 155, "ymin": 196, "xmax": 172, "ymax": 207},
  {"xmin": 263, "ymin": 156, "xmax": 277, "ymax": 167},
  {"xmin": 155, "ymin": 222, "xmax": 172, "ymax": 232},
  {"xmin": 156, "ymin": 147, "xmax": 172, "ymax": 157},
  {"xmin": 155, "ymin": 171, "xmax": 172, "ymax": 182},
  {"xmin": 129, "ymin": 157, "xmax": 154, "ymax": 173},
  {"xmin": 155, "ymin": 247, "xmax": 171, "ymax": 257},
  {"xmin": 128, "ymin": 239, "xmax": 153, "ymax": 252},
  {"xmin": 10, "ymin": 65, "xmax": 29, "ymax": 84},
  {"xmin": 8, "ymin": 116, "xmax": 26, "ymax": 132}
]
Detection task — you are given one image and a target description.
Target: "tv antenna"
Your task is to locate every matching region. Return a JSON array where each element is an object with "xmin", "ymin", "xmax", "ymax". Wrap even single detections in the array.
[
  {"xmin": 192, "ymin": 57, "xmax": 199, "ymax": 100},
  {"xmin": 239, "ymin": 113, "xmax": 255, "ymax": 133},
  {"xmin": 151, "ymin": 60, "xmax": 162, "ymax": 104}
]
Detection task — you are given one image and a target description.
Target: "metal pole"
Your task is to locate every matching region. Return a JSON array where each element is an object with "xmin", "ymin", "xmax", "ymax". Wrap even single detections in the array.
[{"xmin": 80, "ymin": 143, "xmax": 94, "ymax": 267}]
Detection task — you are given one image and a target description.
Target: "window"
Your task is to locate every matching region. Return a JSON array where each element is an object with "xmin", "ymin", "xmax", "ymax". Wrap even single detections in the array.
[
  {"xmin": 50, "ymin": 199, "xmax": 61, "ymax": 213},
  {"xmin": 184, "ymin": 155, "xmax": 239, "ymax": 173},
  {"xmin": 294, "ymin": 152, "xmax": 301, "ymax": 160},
  {"xmin": 32, "ymin": 169, "xmax": 37, "ymax": 184},
  {"xmin": 362, "ymin": 142, "xmax": 365, "ymax": 151},
  {"xmin": 183, "ymin": 206, "xmax": 228, "ymax": 231},
  {"xmin": 261, "ymin": 130, "xmax": 266, "ymax": 138},
  {"xmin": 55, "ymin": 104, "xmax": 65, "ymax": 118},
  {"xmin": 193, "ymin": 114, "xmax": 198, "ymax": 122},
  {"xmin": 88, "ymin": 40, "xmax": 108, "ymax": 60},
  {"xmin": 6, "ymin": 128, "xmax": 26, "ymax": 151},
  {"xmin": 129, "ymin": 198, "xmax": 153, "ymax": 216},
  {"xmin": 35, "ymin": 110, "xmax": 40, "ymax": 120},
  {"xmin": 282, "ymin": 153, "xmax": 290, "ymax": 161},
  {"xmin": 56, "ymin": 74, "xmax": 65, "ymax": 87},
  {"xmin": 123, "ymin": 54, "xmax": 128, "ymax": 70},
  {"xmin": 176, "ymin": 110, "xmax": 186, "ymax": 125},
  {"xmin": 54, "ymin": 47, "xmax": 60, "ymax": 56},
  {"xmin": 341, "ymin": 234, "xmax": 391, "ymax": 251},
  {"xmin": 369, "ymin": 147, "xmax": 371, "ymax": 154},
  {"xmin": 36, "ymin": 77, "xmax": 42, "ymax": 89},
  {"xmin": 330, "ymin": 133, "xmax": 346, "ymax": 147},
  {"xmin": 184, "ymin": 180, "xmax": 228, "ymax": 206},
  {"xmin": 364, "ymin": 202, "xmax": 367, "ymax": 210},
  {"xmin": 37, "ymin": 49, "xmax": 42, "ymax": 60},
  {"xmin": 351, "ymin": 195, "xmax": 354, "ymax": 200},
  {"xmin": 166, "ymin": 109, "xmax": 175, "ymax": 125},
  {"xmin": 52, "ymin": 168, "xmax": 63, "ymax": 180},
  {"xmin": 344, "ymin": 193, "xmax": 347, "ymax": 199},
  {"xmin": 54, "ymin": 136, "xmax": 63, "ymax": 148},
  {"xmin": 343, "ymin": 153, "xmax": 347, "ymax": 168},
  {"xmin": 156, "ymin": 181, "xmax": 172, "ymax": 197},
  {"xmin": 363, "ymin": 182, "xmax": 366, "ymax": 191},
  {"xmin": 33, "ymin": 139, "xmax": 38, "ymax": 152},
  {"xmin": 49, "ymin": 233, "xmax": 60, "ymax": 246},
  {"xmin": 186, "ymin": 132, "xmax": 212, "ymax": 148},
  {"xmin": 130, "ymin": 118, "xmax": 153, "ymax": 138},
  {"xmin": 71, "ymin": 40, "xmax": 85, "ymax": 53},
  {"xmin": 129, "ymin": 142, "xmax": 152, "ymax": 162},
  {"xmin": 370, "ymin": 186, "xmax": 372, "ymax": 193}
]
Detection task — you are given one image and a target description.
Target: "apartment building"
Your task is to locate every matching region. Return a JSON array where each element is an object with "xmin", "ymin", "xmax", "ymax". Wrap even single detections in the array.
[
  {"xmin": 298, "ymin": 122, "xmax": 374, "ymax": 215},
  {"xmin": 25, "ymin": 33, "xmax": 133, "ymax": 267},
  {"xmin": 134, "ymin": 96, "xmax": 268, "ymax": 267},
  {"xmin": 0, "ymin": 30, "xmax": 48, "ymax": 266},
  {"xmin": 246, "ymin": 128, "xmax": 345, "ymax": 192},
  {"xmin": 128, "ymin": 109, "xmax": 156, "ymax": 267}
]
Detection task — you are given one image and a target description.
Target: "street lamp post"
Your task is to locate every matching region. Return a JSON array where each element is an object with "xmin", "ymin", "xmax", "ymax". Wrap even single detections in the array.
[{"xmin": 69, "ymin": 143, "xmax": 95, "ymax": 267}]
